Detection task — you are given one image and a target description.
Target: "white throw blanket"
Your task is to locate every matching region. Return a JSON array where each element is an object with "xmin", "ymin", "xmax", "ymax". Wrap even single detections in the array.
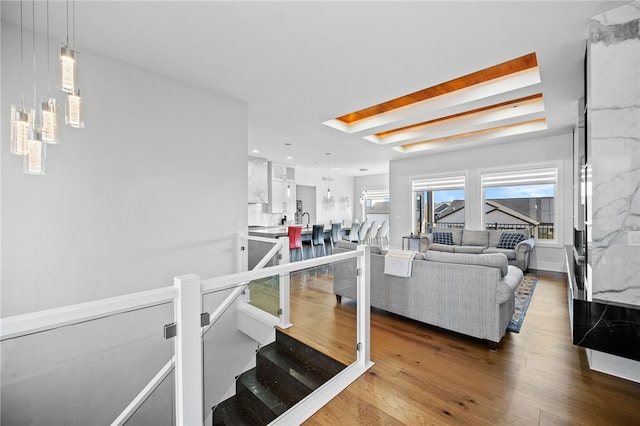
[{"xmin": 384, "ymin": 250, "xmax": 417, "ymax": 277}]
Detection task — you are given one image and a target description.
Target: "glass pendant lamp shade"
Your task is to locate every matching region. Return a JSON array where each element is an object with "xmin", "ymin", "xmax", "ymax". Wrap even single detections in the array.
[
  {"xmin": 40, "ymin": 98, "xmax": 59, "ymax": 143},
  {"xmin": 24, "ymin": 129, "xmax": 46, "ymax": 175},
  {"xmin": 10, "ymin": 105, "xmax": 33, "ymax": 155},
  {"xmin": 59, "ymin": 45, "xmax": 76, "ymax": 93},
  {"xmin": 65, "ymin": 89, "xmax": 84, "ymax": 128}
]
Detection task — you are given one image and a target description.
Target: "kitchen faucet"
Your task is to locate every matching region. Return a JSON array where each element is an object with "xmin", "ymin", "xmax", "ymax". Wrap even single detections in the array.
[{"xmin": 301, "ymin": 212, "xmax": 310, "ymax": 228}]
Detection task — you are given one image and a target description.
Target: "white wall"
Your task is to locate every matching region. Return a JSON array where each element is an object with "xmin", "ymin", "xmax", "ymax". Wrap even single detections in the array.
[
  {"xmin": 389, "ymin": 133, "xmax": 574, "ymax": 272},
  {"xmin": 1, "ymin": 22, "xmax": 248, "ymax": 316},
  {"xmin": 296, "ymin": 166, "xmax": 354, "ymax": 225},
  {"xmin": 1, "ymin": 21, "xmax": 247, "ymax": 424}
]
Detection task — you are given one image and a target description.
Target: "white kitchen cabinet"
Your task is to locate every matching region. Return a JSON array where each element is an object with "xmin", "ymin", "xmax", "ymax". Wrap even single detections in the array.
[{"xmin": 267, "ymin": 162, "xmax": 296, "ymax": 214}]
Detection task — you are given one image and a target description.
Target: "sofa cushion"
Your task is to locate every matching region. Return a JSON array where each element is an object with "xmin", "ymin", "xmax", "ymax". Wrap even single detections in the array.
[
  {"xmin": 432, "ymin": 227, "xmax": 462, "ymax": 245},
  {"xmin": 497, "ymin": 232, "xmax": 526, "ymax": 249},
  {"xmin": 424, "ymin": 250, "xmax": 509, "ymax": 277},
  {"xmin": 454, "ymin": 246, "xmax": 486, "ymax": 254},
  {"xmin": 429, "ymin": 242, "xmax": 455, "ymax": 252},
  {"xmin": 461, "ymin": 230, "xmax": 489, "ymax": 246},
  {"xmin": 482, "ymin": 247, "xmax": 516, "ymax": 260},
  {"xmin": 432, "ymin": 231, "xmax": 454, "ymax": 245},
  {"xmin": 488, "ymin": 230, "xmax": 503, "ymax": 247}
]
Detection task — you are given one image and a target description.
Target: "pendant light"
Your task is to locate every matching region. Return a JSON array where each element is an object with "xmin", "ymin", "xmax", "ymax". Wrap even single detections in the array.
[
  {"xmin": 40, "ymin": 0, "xmax": 59, "ymax": 144},
  {"xmin": 326, "ymin": 153, "xmax": 332, "ymax": 200},
  {"xmin": 59, "ymin": 0, "xmax": 77, "ymax": 94},
  {"xmin": 10, "ymin": 0, "xmax": 33, "ymax": 156},
  {"xmin": 285, "ymin": 143, "xmax": 292, "ymax": 197},
  {"xmin": 24, "ymin": 0, "xmax": 46, "ymax": 175},
  {"xmin": 65, "ymin": 88, "xmax": 84, "ymax": 128},
  {"xmin": 63, "ymin": 0, "xmax": 84, "ymax": 128},
  {"xmin": 24, "ymin": 129, "xmax": 46, "ymax": 175}
]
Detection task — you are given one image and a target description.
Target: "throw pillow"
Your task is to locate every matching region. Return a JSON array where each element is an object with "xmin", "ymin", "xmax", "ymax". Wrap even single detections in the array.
[
  {"xmin": 497, "ymin": 232, "xmax": 526, "ymax": 249},
  {"xmin": 433, "ymin": 231, "xmax": 454, "ymax": 245}
]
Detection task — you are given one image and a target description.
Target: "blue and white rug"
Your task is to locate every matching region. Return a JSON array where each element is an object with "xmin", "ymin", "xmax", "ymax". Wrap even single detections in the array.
[{"xmin": 507, "ymin": 274, "xmax": 538, "ymax": 333}]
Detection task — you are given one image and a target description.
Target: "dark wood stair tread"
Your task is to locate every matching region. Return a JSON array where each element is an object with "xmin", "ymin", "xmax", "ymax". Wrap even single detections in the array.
[{"xmin": 212, "ymin": 330, "xmax": 347, "ymax": 425}]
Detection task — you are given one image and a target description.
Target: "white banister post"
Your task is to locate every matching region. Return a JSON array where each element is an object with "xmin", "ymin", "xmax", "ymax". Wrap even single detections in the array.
[
  {"xmin": 278, "ymin": 237, "xmax": 292, "ymax": 328},
  {"xmin": 356, "ymin": 245, "xmax": 371, "ymax": 366},
  {"xmin": 173, "ymin": 274, "xmax": 203, "ymax": 426}
]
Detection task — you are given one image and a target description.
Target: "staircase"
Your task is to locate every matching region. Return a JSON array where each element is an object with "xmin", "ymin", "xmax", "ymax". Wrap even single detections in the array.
[{"xmin": 213, "ymin": 329, "xmax": 346, "ymax": 425}]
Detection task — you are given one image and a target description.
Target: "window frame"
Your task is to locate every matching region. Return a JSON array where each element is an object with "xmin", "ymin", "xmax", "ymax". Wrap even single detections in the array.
[
  {"xmin": 411, "ymin": 172, "xmax": 468, "ymax": 234},
  {"xmin": 479, "ymin": 162, "xmax": 562, "ymax": 246}
]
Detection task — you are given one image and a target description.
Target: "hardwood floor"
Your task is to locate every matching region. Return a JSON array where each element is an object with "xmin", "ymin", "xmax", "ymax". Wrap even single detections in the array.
[{"xmin": 281, "ymin": 266, "xmax": 640, "ymax": 425}]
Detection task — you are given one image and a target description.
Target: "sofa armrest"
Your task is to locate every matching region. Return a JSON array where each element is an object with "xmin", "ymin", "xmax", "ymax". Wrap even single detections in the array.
[
  {"xmin": 514, "ymin": 238, "xmax": 535, "ymax": 271},
  {"xmin": 420, "ymin": 234, "xmax": 433, "ymax": 252}
]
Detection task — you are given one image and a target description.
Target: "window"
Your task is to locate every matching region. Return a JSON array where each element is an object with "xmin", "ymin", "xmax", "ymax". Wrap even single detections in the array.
[
  {"xmin": 481, "ymin": 167, "xmax": 557, "ymax": 240},
  {"xmin": 412, "ymin": 175, "xmax": 465, "ymax": 234},
  {"xmin": 361, "ymin": 188, "xmax": 389, "ymax": 226}
]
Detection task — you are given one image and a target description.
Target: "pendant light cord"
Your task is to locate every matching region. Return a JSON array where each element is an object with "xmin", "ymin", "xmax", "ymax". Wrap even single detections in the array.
[
  {"xmin": 20, "ymin": 0, "xmax": 24, "ymax": 107},
  {"xmin": 66, "ymin": 0, "xmax": 69, "ymax": 46},
  {"xmin": 46, "ymin": 0, "xmax": 50, "ymax": 96},
  {"xmin": 72, "ymin": 0, "xmax": 76, "ymax": 48},
  {"xmin": 32, "ymin": 0, "xmax": 36, "ymax": 109}
]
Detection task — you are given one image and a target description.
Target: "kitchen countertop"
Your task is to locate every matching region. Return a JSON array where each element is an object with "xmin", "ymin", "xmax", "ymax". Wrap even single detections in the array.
[{"xmin": 248, "ymin": 225, "xmax": 350, "ymax": 238}]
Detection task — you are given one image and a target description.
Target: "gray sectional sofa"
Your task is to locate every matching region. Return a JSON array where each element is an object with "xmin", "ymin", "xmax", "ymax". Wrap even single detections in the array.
[
  {"xmin": 333, "ymin": 241, "xmax": 524, "ymax": 348},
  {"xmin": 422, "ymin": 228, "xmax": 535, "ymax": 272}
]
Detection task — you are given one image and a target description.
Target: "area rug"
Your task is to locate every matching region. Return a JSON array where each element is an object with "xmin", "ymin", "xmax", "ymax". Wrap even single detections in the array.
[{"xmin": 507, "ymin": 274, "xmax": 539, "ymax": 333}]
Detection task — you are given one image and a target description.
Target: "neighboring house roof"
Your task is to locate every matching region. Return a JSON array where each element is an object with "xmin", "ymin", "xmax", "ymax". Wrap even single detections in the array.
[
  {"xmin": 435, "ymin": 200, "xmax": 465, "ymax": 218},
  {"xmin": 485, "ymin": 200, "xmax": 540, "ymax": 225},
  {"xmin": 434, "ymin": 202, "xmax": 450, "ymax": 217},
  {"xmin": 436, "ymin": 200, "xmax": 540, "ymax": 225}
]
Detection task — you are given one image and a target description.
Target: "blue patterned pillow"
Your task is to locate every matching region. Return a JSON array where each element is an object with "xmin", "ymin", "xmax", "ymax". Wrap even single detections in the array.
[
  {"xmin": 433, "ymin": 231, "xmax": 454, "ymax": 245},
  {"xmin": 497, "ymin": 232, "xmax": 526, "ymax": 249}
]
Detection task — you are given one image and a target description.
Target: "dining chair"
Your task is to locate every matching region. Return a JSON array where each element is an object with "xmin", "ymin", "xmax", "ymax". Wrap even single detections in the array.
[
  {"xmin": 345, "ymin": 221, "xmax": 361, "ymax": 243},
  {"xmin": 375, "ymin": 220, "xmax": 389, "ymax": 245},
  {"xmin": 363, "ymin": 221, "xmax": 378, "ymax": 245},
  {"xmin": 330, "ymin": 222, "xmax": 342, "ymax": 246},
  {"xmin": 311, "ymin": 224, "xmax": 326, "ymax": 257},
  {"xmin": 357, "ymin": 221, "xmax": 369, "ymax": 243},
  {"xmin": 288, "ymin": 226, "xmax": 304, "ymax": 261}
]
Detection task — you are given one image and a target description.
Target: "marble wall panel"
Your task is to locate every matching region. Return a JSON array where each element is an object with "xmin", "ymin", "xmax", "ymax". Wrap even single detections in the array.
[{"xmin": 589, "ymin": 1, "xmax": 640, "ymax": 306}]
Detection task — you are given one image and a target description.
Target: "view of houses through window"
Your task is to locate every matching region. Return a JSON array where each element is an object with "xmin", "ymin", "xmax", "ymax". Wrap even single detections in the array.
[
  {"xmin": 481, "ymin": 167, "xmax": 557, "ymax": 240},
  {"xmin": 412, "ymin": 167, "xmax": 557, "ymax": 240},
  {"xmin": 412, "ymin": 175, "xmax": 466, "ymax": 234}
]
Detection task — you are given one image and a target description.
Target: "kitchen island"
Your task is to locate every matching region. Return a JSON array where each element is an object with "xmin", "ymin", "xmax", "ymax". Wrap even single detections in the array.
[{"xmin": 248, "ymin": 225, "xmax": 350, "ymax": 261}]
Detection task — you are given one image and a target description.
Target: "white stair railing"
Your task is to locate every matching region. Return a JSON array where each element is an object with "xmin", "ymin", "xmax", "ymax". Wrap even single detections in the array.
[{"xmin": 0, "ymin": 235, "xmax": 372, "ymax": 426}]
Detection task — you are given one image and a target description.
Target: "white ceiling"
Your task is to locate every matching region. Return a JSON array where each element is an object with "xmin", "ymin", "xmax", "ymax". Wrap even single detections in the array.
[{"xmin": 1, "ymin": 0, "xmax": 627, "ymax": 176}]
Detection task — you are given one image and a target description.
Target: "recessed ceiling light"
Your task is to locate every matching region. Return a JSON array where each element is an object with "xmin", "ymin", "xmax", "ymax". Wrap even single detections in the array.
[{"xmin": 252, "ymin": 149, "xmax": 259, "ymax": 153}]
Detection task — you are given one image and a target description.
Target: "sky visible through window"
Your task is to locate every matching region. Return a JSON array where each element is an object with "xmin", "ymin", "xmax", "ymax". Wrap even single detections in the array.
[
  {"xmin": 432, "ymin": 184, "xmax": 553, "ymax": 203},
  {"xmin": 485, "ymin": 184, "xmax": 554, "ymax": 199}
]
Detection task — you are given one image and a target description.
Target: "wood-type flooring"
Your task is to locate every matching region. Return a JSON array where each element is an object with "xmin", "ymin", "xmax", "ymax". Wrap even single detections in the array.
[{"xmin": 279, "ymin": 266, "xmax": 640, "ymax": 425}]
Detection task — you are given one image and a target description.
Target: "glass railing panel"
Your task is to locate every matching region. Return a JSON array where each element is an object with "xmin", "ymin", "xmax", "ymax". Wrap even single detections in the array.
[
  {"xmin": 248, "ymin": 274, "xmax": 280, "ymax": 316},
  {"xmin": 202, "ymin": 284, "xmax": 264, "ymax": 424},
  {"xmin": 124, "ymin": 370, "xmax": 175, "ymax": 426},
  {"xmin": 202, "ymin": 253, "xmax": 363, "ymax": 425},
  {"xmin": 289, "ymin": 260, "xmax": 358, "ymax": 367},
  {"xmin": 248, "ymin": 239, "xmax": 279, "ymax": 270},
  {"xmin": 1, "ymin": 302, "xmax": 175, "ymax": 426}
]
